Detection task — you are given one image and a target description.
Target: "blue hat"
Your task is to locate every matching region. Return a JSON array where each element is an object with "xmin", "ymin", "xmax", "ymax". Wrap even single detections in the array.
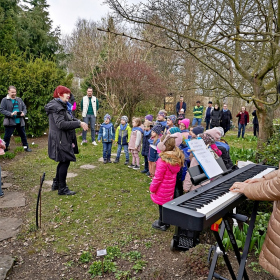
[
  {"xmin": 104, "ymin": 114, "xmax": 111, "ymax": 121},
  {"xmin": 169, "ymin": 127, "xmax": 181, "ymax": 134},
  {"xmin": 167, "ymin": 115, "xmax": 177, "ymax": 124},
  {"xmin": 192, "ymin": 125, "xmax": 204, "ymax": 135},
  {"xmin": 151, "ymin": 125, "xmax": 162, "ymax": 135}
]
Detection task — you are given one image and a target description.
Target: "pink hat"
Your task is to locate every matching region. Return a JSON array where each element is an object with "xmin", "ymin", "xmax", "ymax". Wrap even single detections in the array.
[
  {"xmin": 205, "ymin": 128, "xmax": 222, "ymax": 141},
  {"xmin": 178, "ymin": 118, "xmax": 190, "ymax": 129}
]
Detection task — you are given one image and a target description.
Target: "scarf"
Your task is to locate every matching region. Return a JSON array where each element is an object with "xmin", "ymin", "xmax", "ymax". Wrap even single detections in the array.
[
  {"xmin": 102, "ymin": 122, "xmax": 113, "ymax": 129},
  {"xmin": 132, "ymin": 126, "xmax": 144, "ymax": 133},
  {"xmin": 144, "ymin": 130, "xmax": 151, "ymax": 137},
  {"xmin": 120, "ymin": 123, "xmax": 128, "ymax": 130}
]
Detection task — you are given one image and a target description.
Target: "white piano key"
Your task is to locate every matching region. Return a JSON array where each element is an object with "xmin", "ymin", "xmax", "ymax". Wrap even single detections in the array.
[{"xmin": 197, "ymin": 167, "xmax": 275, "ymax": 219}]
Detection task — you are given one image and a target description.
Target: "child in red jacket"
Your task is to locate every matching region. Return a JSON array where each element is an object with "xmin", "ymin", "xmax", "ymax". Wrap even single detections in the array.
[{"xmin": 150, "ymin": 134, "xmax": 184, "ymax": 231}]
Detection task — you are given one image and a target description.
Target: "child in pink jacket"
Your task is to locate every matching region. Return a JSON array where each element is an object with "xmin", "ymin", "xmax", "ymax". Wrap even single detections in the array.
[{"xmin": 150, "ymin": 134, "xmax": 185, "ymax": 231}]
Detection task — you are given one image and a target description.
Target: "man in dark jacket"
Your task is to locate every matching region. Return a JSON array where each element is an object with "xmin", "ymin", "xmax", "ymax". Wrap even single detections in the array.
[
  {"xmin": 220, "ymin": 104, "xmax": 232, "ymax": 134},
  {"xmin": 0, "ymin": 86, "xmax": 31, "ymax": 152},
  {"xmin": 236, "ymin": 106, "xmax": 249, "ymax": 138},
  {"xmin": 176, "ymin": 96, "xmax": 187, "ymax": 117},
  {"xmin": 252, "ymin": 109, "xmax": 259, "ymax": 137}
]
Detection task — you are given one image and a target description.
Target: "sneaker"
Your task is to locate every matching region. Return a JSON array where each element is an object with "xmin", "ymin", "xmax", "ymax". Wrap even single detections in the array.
[
  {"xmin": 141, "ymin": 169, "xmax": 149, "ymax": 173},
  {"xmin": 124, "ymin": 160, "xmax": 129, "ymax": 165},
  {"xmin": 81, "ymin": 140, "xmax": 87, "ymax": 145},
  {"xmin": 103, "ymin": 159, "xmax": 108, "ymax": 164},
  {"xmin": 0, "ymin": 192, "xmax": 4, "ymax": 198},
  {"xmin": 128, "ymin": 164, "xmax": 135, "ymax": 168},
  {"xmin": 133, "ymin": 165, "xmax": 140, "ymax": 170},
  {"xmin": 146, "ymin": 171, "xmax": 151, "ymax": 176},
  {"xmin": 107, "ymin": 159, "xmax": 112, "ymax": 163},
  {"xmin": 114, "ymin": 158, "xmax": 120, "ymax": 163},
  {"xmin": 152, "ymin": 220, "xmax": 170, "ymax": 231},
  {"xmin": 24, "ymin": 148, "xmax": 32, "ymax": 152},
  {"xmin": 92, "ymin": 141, "xmax": 97, "ymax": 146}
]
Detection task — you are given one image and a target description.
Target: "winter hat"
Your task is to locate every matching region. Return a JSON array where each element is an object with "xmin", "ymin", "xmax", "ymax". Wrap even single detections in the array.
[
  {"xmin": 53, "ymin": 85, "xmax": 71, "ymax": 98},
  {"xmin": 169, "ymin": 127, "xmax": 181, "ymax": 134},
  {"xmin": 157, "ymin": 134, "xmax": 177, "ymax": 152},
  {"xmin": 172, "ymin": 132, "xmax": 183, "ymax": 147},
  {"xmin": 145, "ymin": 114, "xmax": 153, "ymax": 122},
  {"xmin": 158, "ymin": 109, "xmax": 167, "ymax": 117},
  {"xmin": 199, "ymin": 133, "xmax": 215, "ymax": 145},
  {"xmin": 151, "ymin": 125, "xmax": 162, "ymax": 135},
  {"xmin": 178, "ymin": 118, "xmax": 190, "ymax": 129},
  {"xmin": 121, "ymin": 116, "xmax": 128, "ymax": 123},
  {"xmin": 214, "ymin": 127, "xmax": 224, "ymax": 139},
  {"xmin": 206, "ymin": 128, "xmax": 222, "ymax": 141},
  {"xmin": 167, "ymin": 115, "xmax": 177, "ymax": 124},
  {"xmin": 104, "ymin": 113, "xmax": 111, "ymax": 121},
  {"xmin": 192, "ymin": 125, "xmax": 204, "ymax": 135}
]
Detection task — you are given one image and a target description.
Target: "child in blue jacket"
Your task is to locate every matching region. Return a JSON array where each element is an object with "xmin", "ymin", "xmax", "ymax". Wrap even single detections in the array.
[{"xmin": 98, "ymin": 114, "xmax": 115, "ymax": 164}]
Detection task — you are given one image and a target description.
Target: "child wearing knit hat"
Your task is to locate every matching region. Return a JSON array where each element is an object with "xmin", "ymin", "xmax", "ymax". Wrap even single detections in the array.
[
  {"xmin": 148, "ymin": 125, "xmax": 162, "ymax": 178},
  {"xmin": 155, "ymin": 109, "xmax": 167, "ymax": 133},
  {"xmin": 98, "ymin": 114, "xmax": 115, "ymax": 163},
  {"xmin": 166, "ymin": 115, "xmax": 177, "ymax": 133},
  {"xmin": 141, "ymin": 120, "xmax": 153, "ymax": 174},
  {"xmin": 114, "ymin": 116, "xmax": 131, "ymax": 164},
  {"xmin": 178, "ymin": 118, "xmax": 190, "ymax": 139},
  {"xmin": 145, "ymin": 114, "xmax": 153, "ymax": 122},
  {"xmin": 128, "ymin": 118, "xmax": 144, "ymax": 170}
]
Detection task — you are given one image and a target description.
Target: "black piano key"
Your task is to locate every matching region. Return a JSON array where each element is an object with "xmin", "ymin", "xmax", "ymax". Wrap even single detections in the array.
[{"xmin": 180, "ymin": 204, "xmax": 197, "ymax": 210}]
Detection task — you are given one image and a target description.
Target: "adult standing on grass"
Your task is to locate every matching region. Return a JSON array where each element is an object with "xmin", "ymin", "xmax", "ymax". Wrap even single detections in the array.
[
  {"xmin": 204, "ymin": 101, "xmax": 213, "ymax": 130},
  {"xmin": 45, "ymin": 85, "xmax": 88, "ymax": 195},
  {"xmin": 220, "ymin": 104, "xmax": 232, "ymax": 134},
  {"xmin": 230, "ymin": 170, "xmax": 280, "ymax": 279},
  {"xmin": 0, "ymin": 86, "xmax": 32, "ymax": 152},
  {"xmin": 81, "ymin": 87, "xmax": 99, "ymax": 145},
  {"xmin": 192, "ymin": 101, "xmax": 204, "ymax": 126},
  {"xmin": 236, "ymin": 106, "xmax": 249, "ymax": 138},
  {"xmin": 252, "ymin": 109, "xmax": 259, "ymax": 137}
]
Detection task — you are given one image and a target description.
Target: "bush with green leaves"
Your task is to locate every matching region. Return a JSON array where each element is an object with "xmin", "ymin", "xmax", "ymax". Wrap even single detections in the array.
[
  {"xmin": 0, "ymin": 54, "xmax": 72, "ymax": 136},
  {"xmin": 258, "ymin": 131, "xmax": 280, "ymax": 166},
  {"xmin": 229, "ymin": 147, "xmax": 257, "ymax": 165},
  {"xmin": 222, "ymin": 212, "xmax": 271, "ymax": 255}
]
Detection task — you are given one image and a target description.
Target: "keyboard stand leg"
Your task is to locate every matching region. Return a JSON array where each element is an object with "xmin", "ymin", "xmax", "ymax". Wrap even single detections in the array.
[
  {"xmin": 224, "ymin": 217, "xmax": 249, "ymax": 280},
  {"xmin": 237, "ymin": 201, "xmax": 259, "ymax": 280},
  {"xmin": 207, "ymin": 221, "xmax": 236, "ymax": 280}
]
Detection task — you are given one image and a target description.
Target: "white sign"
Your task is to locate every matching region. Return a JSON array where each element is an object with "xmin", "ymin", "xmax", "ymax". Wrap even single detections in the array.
[{"xmin": 187, "ymin": 139, "xmax": 223, "ymax": 178}]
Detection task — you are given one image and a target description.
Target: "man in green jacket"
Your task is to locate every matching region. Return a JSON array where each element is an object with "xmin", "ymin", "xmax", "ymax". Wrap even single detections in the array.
[{"xmin": 192, "ymin": 101, "xmax": 204, "ymax": 126}]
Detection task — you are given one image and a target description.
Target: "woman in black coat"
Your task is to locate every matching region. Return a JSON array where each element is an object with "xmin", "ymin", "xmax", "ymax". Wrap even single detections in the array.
[
  {"xmin": 45, "ymin": 85, "xmax": 88, "ymax": 195},
  {"xmin": 210, "ymin": 104, "xmax": 221, "ymax": 128},
  {"xmin": 220, "ymin": 104, "xmax": 232, "ymax": 134}
]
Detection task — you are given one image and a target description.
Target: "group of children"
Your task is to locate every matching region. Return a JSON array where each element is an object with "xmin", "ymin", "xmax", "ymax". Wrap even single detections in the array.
[{"xmin": 97, "ymin": 109, "xmax": 234, "ymax": 231}]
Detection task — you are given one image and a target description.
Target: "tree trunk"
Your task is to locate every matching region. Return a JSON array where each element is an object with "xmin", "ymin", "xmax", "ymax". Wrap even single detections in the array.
[{"xmin": 257, "ymin": 106, "xmax": 274, "ymax": 148}]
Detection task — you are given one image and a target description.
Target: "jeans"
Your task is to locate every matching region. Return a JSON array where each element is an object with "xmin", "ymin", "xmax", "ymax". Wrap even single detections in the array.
[
  {"xmin": 82, "ymin": 114, "xmax": 96, "ymax": 142},
  {"xmin": 238, "ymin": 123, "xmax": 246, "ymax": 138},
  {"xmin": 192, "ymin": 118, "xmax": 202, "ymax": 126},
  {"xmin": 0, "ymin": 165, "xmax": 2, "ymax": 195},
  {"xmin": 205, "ymin": 118, "xmax": 211, "ymax": 130},
  {"xmin": 103, "ymin": 142, "xmax": 112, "ymax": 159},
  {"xmin": 4, "ymin": 125, "xmax": 28, "ymax": 149},
  {"xmin": 116, "ymin": 144, "xmax": 129, "ymax": 160}
]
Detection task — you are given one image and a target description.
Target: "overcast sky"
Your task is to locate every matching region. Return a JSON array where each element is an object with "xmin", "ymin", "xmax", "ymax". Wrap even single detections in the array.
[{"xmin": 47, "ymin": 0, "xmax": 142, "ymax": 35}]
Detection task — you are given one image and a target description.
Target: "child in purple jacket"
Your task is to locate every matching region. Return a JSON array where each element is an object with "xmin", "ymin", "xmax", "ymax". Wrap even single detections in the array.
[{"xmin": 150, "ymin": 134, "xmax": 185, "ymax": 231}]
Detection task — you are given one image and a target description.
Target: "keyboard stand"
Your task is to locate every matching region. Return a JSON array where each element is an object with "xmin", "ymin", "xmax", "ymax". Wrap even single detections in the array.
[{"xmin": 207, "ymin": 201, "xmax": 259, "ymax": 280}]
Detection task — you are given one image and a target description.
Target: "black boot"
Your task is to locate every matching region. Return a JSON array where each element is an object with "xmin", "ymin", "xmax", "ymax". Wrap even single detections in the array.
[
  {"xmin": 114, "ymin": 157, "xmax": 119, "ymax": 163},
  {"xmin": 51, "ymin": 178, "xmax": 59, "ymax": 191},
  {"xmin": 58, "ymin": 182, "xmax": 76, "ymax": 195}
]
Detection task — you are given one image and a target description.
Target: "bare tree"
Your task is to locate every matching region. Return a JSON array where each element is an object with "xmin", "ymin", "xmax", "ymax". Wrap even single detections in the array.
[{"xmin": 103, "ymin": 0, "xmax": 280, "ymax": 143}]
